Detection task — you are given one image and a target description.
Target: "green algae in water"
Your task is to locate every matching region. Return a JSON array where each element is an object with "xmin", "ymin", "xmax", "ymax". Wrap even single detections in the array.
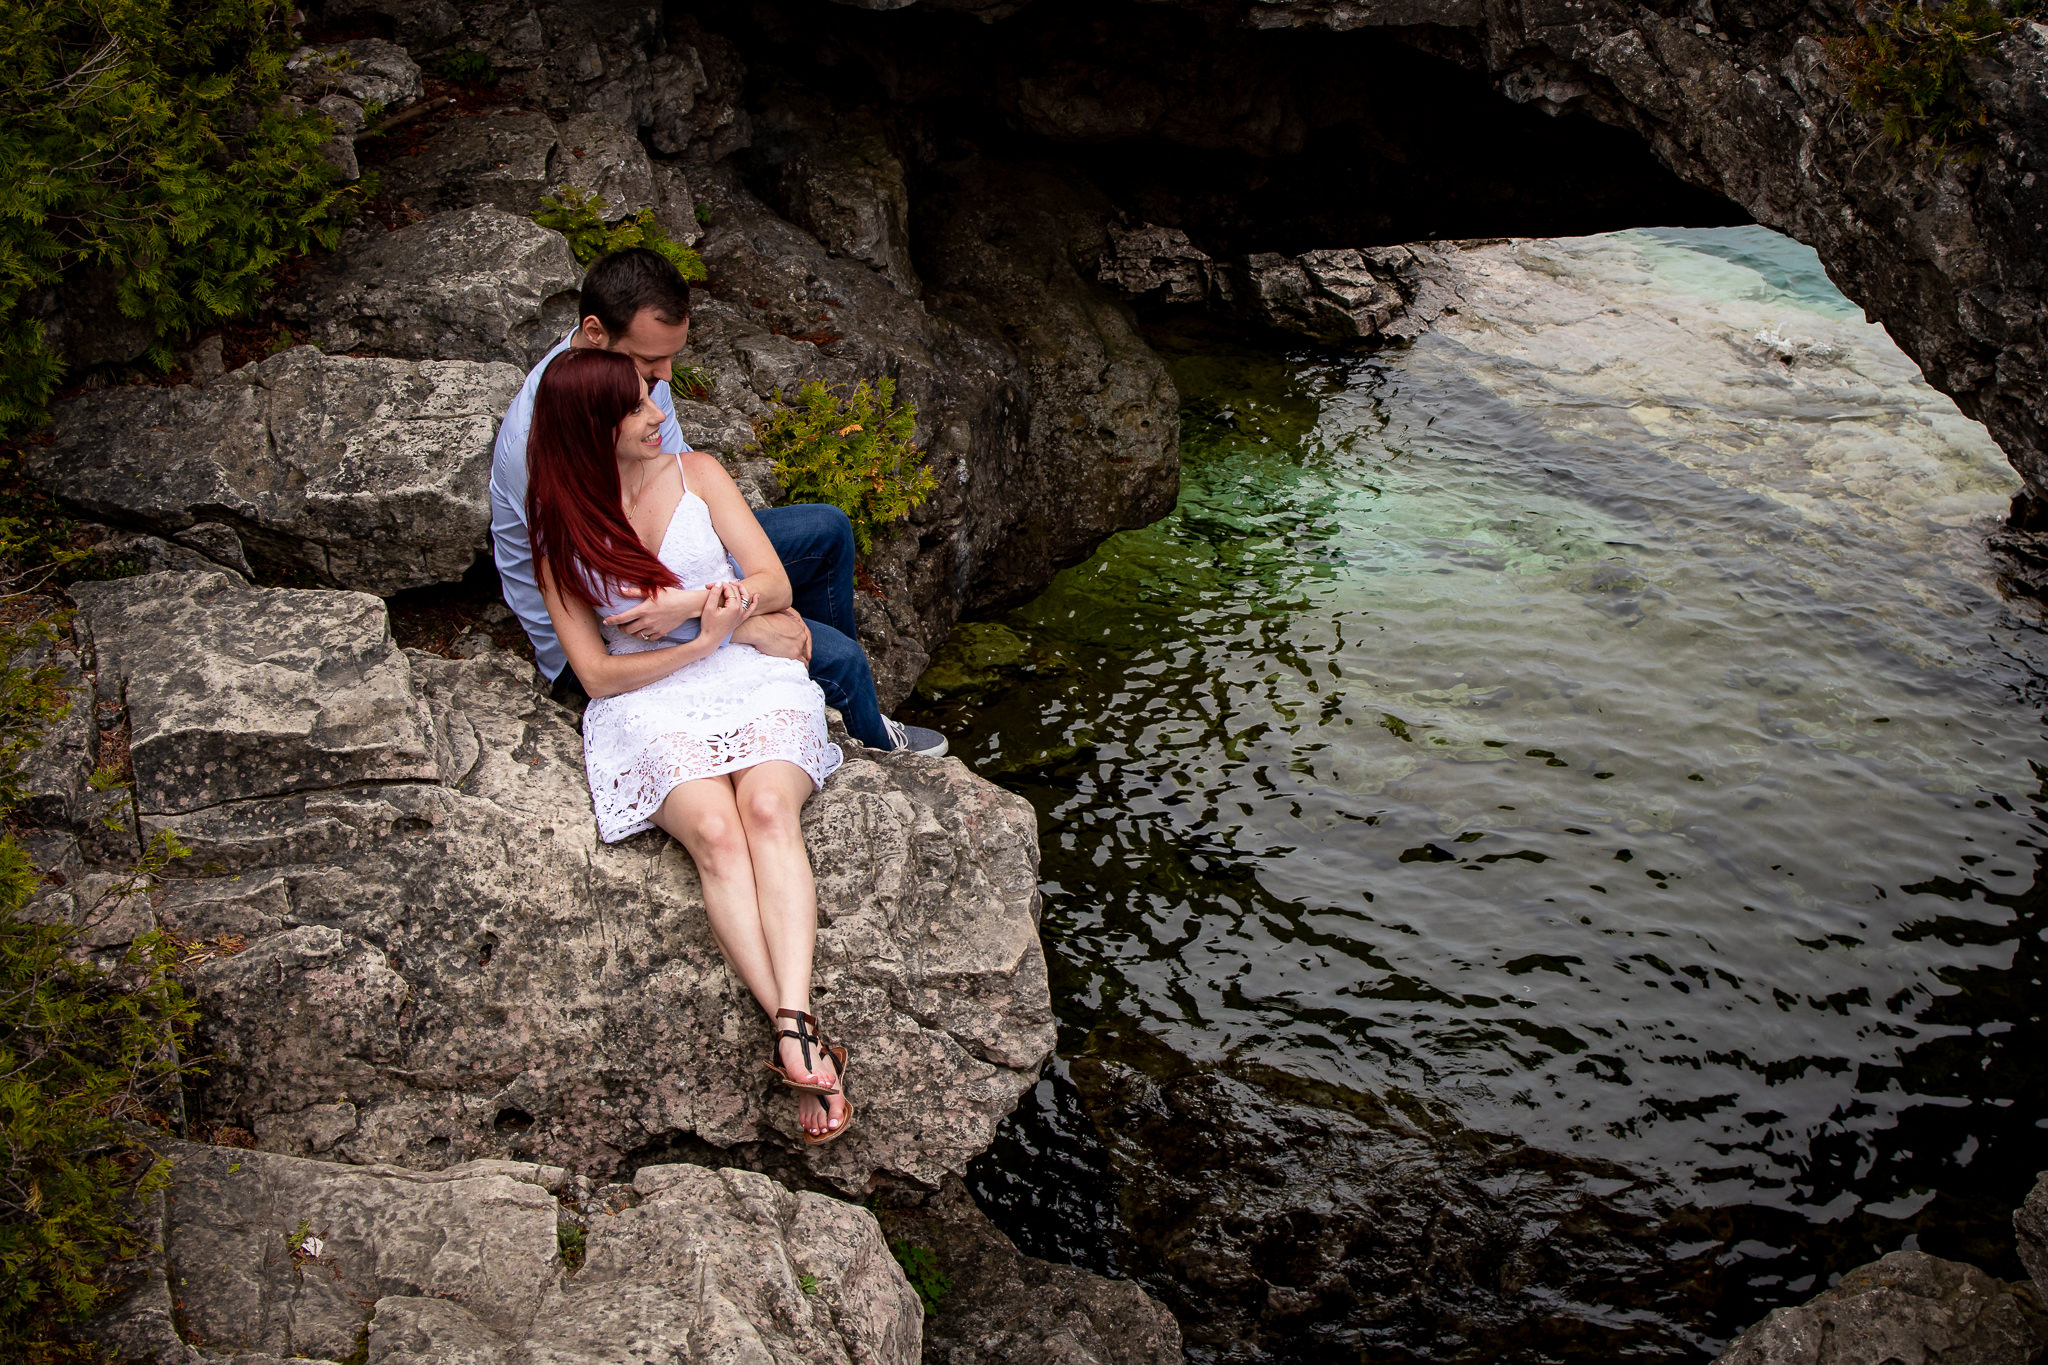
[{"xmin": 912, "ymin": 227, "xmax": 2048, "ymax": 1361}]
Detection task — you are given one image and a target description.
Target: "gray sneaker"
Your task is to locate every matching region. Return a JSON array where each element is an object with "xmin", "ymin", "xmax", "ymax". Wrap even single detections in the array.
[{"xmin": 881, "ymin": 715, "xmax": 949, "ymax": 757}]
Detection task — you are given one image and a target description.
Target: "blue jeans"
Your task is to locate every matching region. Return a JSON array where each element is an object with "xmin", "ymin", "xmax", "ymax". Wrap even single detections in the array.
[{"xmin": 754, "ymin": 505, "xmax": 892, "ymax": 751}]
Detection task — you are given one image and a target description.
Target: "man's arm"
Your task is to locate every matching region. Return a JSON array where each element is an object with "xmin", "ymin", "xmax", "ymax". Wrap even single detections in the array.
[{"xmin": 732, "ymin": 608, "xmax": 811, "ymax": 663}]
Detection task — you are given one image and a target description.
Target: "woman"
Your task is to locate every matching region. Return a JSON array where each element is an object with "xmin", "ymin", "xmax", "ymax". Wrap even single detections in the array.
[{"xmin": 528, "ymin": 347, "xmax": 851, "ymax": 1143}]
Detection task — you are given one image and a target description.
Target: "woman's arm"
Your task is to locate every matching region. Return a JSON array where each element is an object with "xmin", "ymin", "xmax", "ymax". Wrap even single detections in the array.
[
  {"xmin": 540, "ymin": 559, "xmax": 747, "ymax": 699},
  {"xmin": 685, "ymin": 452, "xmax": 793, "ymax": 619}
]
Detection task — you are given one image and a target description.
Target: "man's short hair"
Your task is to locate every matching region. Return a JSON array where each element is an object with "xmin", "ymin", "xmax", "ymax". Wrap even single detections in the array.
[{"xmin": 578, "ymin": 248, "xmax": 692, "ymax": 339}]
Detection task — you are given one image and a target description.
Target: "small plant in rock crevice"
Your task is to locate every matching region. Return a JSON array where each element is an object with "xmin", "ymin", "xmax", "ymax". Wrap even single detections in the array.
[
  {"xmin": 748, "ymin": 378, "xmax": 936, "ymax": 560},
  {"xmin": 532, "ymin": 187, "xmax": 706, "ymax": 280},
  {"xmin": 557, "ymin": 1224, "xmax": 587, "ymax": 1271},
  {"xmin": 432, "ymin": 49, "xmax": 497, "ymax": 86},
  {"xmin": 888, "ymin": 1239, "xmax": 949, "ymax": 1316},
  {"xmin": 1830, "ymin": 0, "xmax": 2044, "ymax": 161}
]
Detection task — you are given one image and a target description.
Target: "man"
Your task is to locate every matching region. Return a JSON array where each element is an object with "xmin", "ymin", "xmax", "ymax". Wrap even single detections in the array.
[{"xmin": 489, "ymin": 247, "xmax": 946, "ymax": 756}]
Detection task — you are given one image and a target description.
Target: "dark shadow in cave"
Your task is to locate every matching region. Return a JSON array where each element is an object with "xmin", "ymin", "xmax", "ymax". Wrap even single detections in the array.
[{"xmin": 707, "ymin": 0, "xmax": 1748, "ymax": 255}]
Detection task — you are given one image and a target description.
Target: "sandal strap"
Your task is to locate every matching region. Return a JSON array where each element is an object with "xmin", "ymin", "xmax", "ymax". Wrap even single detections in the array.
[{"xmin": 774, "ymin": 1009, "xmax": 823, "ymax": 1076}]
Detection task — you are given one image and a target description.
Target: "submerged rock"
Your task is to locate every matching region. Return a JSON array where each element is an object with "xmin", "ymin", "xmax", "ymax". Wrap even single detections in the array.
[
  {"xmin": 87, "ymin": 1141, "xmax": 920, "ymax": 1364},
  {"xmin": 35, "ymin": 347, "xmax": 521, "ymax": 595},
  {"xmin": 71, "ymin": 572, "xmax": 1054, "ymax": 1194},
  {"xmin": 279, "ymin": 208, "xmax": 582, "ymax": 367},
  {"xmin": 1710, "ymin": 1250, "xmax": 2048, "ymax": 1365},
  {"xmin": 885, "ymin": 1177, "xmax": 1183, "ymax": 1365}
]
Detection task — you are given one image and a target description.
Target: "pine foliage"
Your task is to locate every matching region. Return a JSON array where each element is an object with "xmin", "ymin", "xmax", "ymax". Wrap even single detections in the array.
[
  {"xmin": 533, "ymin": 187, "xmax": 707, "ymax": 280},
  {"xmin": 0, "ymin": 615, "xmax": 194, "ymax": 1360},
  {"xmin": 0, "ymin": 0, "xmax": 355, "ymax": 432},
  {"xmin": 751, "ymin": 379, "xmax": 936, "ymax": 558}
]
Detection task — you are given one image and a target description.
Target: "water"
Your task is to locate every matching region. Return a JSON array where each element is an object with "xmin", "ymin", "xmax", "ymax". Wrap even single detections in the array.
[{"xmin": 903, "ymin": 228, "xmax": 2048, "ymax": 1362}]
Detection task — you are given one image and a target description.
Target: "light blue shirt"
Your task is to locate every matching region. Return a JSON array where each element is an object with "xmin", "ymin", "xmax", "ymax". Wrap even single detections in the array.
[{"xmin": 490, "ymin": 333, "xmax": 689, "ymax": 680}]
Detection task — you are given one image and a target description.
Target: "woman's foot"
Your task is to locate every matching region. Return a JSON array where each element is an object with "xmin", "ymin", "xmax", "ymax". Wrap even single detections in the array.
[
  {"xmin": 767, "ymin": 1008, "xmax": 841, "ymax": 1095},
  {"xmin": 795, "ymin": 1054, "xmax": 851, "ymax": 1140}
]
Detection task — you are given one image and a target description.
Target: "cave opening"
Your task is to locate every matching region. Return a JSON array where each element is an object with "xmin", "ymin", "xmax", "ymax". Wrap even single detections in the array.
[{"xmin": 706, "ymin": 0, "xmax": 1749, "ymax": 266}]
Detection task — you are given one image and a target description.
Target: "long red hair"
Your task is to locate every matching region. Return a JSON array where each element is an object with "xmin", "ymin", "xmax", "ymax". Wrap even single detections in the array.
[{"xmin": 526, "ymin": 348, "xmax": 681, "ymax": 611}]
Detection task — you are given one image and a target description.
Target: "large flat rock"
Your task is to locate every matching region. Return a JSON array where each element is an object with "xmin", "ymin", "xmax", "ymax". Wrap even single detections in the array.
[
  {"xmin": 36, "ymin": 347, "xmax": 521, "ymax": 594},
  {"xmin": 87, "ymin": 1143, "xmax": 919, "ymax": 1364},
  {"xmin": 76, "ymin": 573, "xmax": 1055, "ymax": 1194},
  {"xmin": 280, "ymin": 209, "xmax": 581, "ymax": 367},
  {"xmin": 73, "ymin": 573, "xmax": 439, "ymax": 815}
]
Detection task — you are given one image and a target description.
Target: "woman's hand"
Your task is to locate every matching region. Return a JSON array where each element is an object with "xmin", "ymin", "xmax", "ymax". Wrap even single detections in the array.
[
  {"xmin": 603, "ymin": 584, "xmax": 706, "ymax": 642},
  {"xmin": 700, "ymin": 581, "xmax": 749, "ymax": 643}
]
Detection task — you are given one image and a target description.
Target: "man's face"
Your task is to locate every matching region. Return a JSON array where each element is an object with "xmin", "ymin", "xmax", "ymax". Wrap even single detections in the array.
[{"xmin": 594, "ymin": 308, "xmax": 690, "ymax": 386}]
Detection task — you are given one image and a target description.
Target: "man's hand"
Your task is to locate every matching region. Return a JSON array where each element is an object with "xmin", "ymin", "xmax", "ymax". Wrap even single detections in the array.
[
  {"xmin": 603, "ymin": 585, "xmax": 701, "ymax": 642},
  {"xmin": 732, "ymin": 607, "xmax": 812, "ymax": 665}
]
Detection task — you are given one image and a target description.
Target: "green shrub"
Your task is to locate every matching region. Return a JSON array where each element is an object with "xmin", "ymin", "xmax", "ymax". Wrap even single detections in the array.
[
  {"xmin": 888, "ymin": 1239, "xmax": 949, "ymax": 1316},
  {"xmin": 532, "ymin": 187, "xmax": 707, "ymax": 280},
  {"xmin": 750, "ymin": 379, "xmax": 936, "ymax": 559},
  {"xmin": 0, "ymin": 614, "xmax": 194, "ymax": 1360},
  {"xmin": 0, "ymin": 0, "xmax": 360, "ymax": 435},
  {"xmin": 1832, "ymin": 0, "xmax": 2042, "ymax": 160},
  {"xmin": 433, "ymin": 49, "xmax": 497, "ymax": 86}
]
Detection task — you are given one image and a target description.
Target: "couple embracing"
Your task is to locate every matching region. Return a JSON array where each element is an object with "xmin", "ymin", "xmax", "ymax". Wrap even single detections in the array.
[{"xmin": 489, "ymin": 248, "xmax": 946, "ymax": 1145}]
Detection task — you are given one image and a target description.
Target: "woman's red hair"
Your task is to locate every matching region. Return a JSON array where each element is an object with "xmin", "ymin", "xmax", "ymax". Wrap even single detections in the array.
[{"xmin": 526, "ymin": 348, "xmax": 681, "ymax": 612}]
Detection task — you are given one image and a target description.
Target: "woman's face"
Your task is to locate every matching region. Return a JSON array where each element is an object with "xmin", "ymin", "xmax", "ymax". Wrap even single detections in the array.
[{"xmin": 612, "ymin": 375, "xmax": 663, "ymax": 462}]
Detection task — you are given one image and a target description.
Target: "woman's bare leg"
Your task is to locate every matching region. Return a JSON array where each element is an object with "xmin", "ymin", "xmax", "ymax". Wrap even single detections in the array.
[
  {"xmin": 731, "ymin": 760, "xmax": 845, "ymax": 1138},
  {"xmin": 653, "ymin": 776, "xmax": 780, "ymax": 1015}
]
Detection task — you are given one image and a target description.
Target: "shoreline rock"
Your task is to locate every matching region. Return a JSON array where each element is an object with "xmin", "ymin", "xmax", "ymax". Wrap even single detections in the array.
[
  {"xmin": 70, "ymin": 570, "xmax": 1056, "ymax": 1195},
  {"xmin": 86, "ymin": 1140, "xmax": 922, "ymax": 1365},
  {"xmin": 1710, "ymin": 1249, "xmax": 2048, "ymax": 1365}
]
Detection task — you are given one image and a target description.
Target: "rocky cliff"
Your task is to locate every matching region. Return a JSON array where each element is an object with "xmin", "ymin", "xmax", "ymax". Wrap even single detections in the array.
[{"xmin": 812, "ymin": 0, "xmax": 2048, "ymax": 508}]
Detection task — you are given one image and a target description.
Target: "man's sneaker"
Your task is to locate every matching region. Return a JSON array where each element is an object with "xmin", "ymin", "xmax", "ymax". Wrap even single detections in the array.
[{"xmin": 881, "ymin": 715, "xmax": 949, "ymax": 757}]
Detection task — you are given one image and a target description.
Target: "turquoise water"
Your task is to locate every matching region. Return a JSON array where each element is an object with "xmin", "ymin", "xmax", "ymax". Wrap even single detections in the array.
[{"xmin": 909, "ymin": 227, "xmax": 2047, "ymax": 1361}]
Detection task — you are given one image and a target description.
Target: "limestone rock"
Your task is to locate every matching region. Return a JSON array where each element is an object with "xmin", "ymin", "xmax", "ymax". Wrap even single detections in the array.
[
  {"xmin": 1710, "ymin": 1250, "xmax": 2048, "ymax": 1365},
  {"xmin": 550, "ymin": 113, "xmax": 660, "ymax": 219},
  {"xmin": 91, "ymin": 528, "xmax": 243, "ymax": 581},
  {"xmin": 325, "ymin": 0, "xmax": 735, "ymax": 156},
  {"xmin": 916, "ymin": 159, "xmax": 1180, "ymax": 609},
  {"xmin": 885, "ymin": 1177, "xmax": 1184, "ymax": 1365},
  {"xmin": 35, "ymin": 346, "xmax": 522, "ymax": 594},
  {"xmin": 380, "ymin": 111, "xmax": 562, "ymax": 216},
  {"xmin": 279, "ymin": 208, "xmax": 581, "ymax": 367},
  {"xmin": 286, "ymin": 40, "xmax": 424, "ymax": 112},
  {"xmin": 10, "ymin": 628, "xmax": 98, "ymax": 836},
  {"xmin": 74, "ymin": 577, "xmax": 1054, "ymax": 1193},
  {"xmin": 759, "ymin": 102, "xmax": 920, "ymax": 294},
  {"xmin": 819, "ymin": 0, "xmax": 2048, "ymax": 504},
  {"xmin": 1238, "ymin": 245, "xmax": 1463, "ymax": 345},
  {"xmin": 71, "ymin": 573, "xmax": 440, "ymax": 815},
  {"xmin": 1095, "ymin": 222, "xmax": 1218, "ymax": 306},
  {"xmin": 89, "ymin": 1143, "xmax": 917, "ymax": 1364},
  {"xmin": 2020, "ymin": 1172, "xmax": 2048, "ymax": 1303}
]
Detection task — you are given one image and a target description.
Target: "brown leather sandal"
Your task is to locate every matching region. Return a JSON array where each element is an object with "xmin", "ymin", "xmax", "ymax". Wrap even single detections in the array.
[{"xmin": 763, "ymin": 1008, "xmax": 846, "ymax": 1097}]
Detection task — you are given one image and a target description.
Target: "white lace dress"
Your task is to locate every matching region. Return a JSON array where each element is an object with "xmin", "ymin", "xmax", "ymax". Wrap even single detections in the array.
[{"xmin": 581, "ymin": 476, "xmax": 842, "ymax": 843}]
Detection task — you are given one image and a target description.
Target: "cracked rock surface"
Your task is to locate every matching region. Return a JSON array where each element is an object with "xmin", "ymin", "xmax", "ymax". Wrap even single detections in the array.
[
  {"xmin": 1709, "ymin": 1249, "xmax": 2048, "ymax": 1365},
  {"xmin": 85, "ymin": 1143, "xmax": 920, "ymax": 1365},
  {"xmin": 279, "ymin": 208, "xmax": 582, "ymax": 368},
  {"xmin": 37, "ymin": 347, "xmax": 521, "ymax": 595},
  {"xmin": 73, "ymin": 571, "xmax": 1055, "ymax": 1194}
]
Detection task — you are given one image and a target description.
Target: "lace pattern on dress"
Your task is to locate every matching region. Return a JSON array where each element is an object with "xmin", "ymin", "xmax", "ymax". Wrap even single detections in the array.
[{"xmin": 579, "ymin": 476, "xmax": 842, "ymax": 843}]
